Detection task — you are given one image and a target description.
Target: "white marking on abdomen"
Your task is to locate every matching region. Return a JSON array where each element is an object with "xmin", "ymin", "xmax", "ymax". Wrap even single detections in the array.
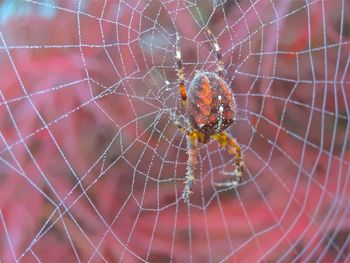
[
  {"xmin": 176, "ymin": 50, "xmax": 181, "ymax": 59},
  {"xmin": 216, "ymin": 98, "xmax": 224, "ymax": 133}
]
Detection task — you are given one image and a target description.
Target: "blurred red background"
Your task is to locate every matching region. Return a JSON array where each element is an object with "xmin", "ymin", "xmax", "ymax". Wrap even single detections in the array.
[{"xmin": 0, "ymin": 0, "xmax": 349, "ymax": 262}]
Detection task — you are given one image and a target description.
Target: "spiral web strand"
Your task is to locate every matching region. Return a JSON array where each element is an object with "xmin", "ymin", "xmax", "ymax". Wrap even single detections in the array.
[{"xmin": 0, "ymin": 0, "xmax": 349, "ymax": 262}]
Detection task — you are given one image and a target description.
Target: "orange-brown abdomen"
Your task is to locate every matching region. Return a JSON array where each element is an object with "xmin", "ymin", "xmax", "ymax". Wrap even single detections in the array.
[{"xmin": 186, "ymin": 72, "xmax": 236, "ymax": 137}]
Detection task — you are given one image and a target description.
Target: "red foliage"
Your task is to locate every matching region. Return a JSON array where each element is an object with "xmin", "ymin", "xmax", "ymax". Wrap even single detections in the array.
[{"xmin": 0, "ymin": 1, "xmax": 349, "ymax": 262}]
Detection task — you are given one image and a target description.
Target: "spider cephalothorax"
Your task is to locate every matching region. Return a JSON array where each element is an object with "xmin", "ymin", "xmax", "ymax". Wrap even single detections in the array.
[{"xmin": 173, "ymin": 28, "xmax": 244, "ymax": 202}]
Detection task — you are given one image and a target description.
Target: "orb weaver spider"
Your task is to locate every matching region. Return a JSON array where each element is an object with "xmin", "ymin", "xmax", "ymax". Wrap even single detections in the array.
[{"xmin": 172, "ymin": 28, "xmax": 244, "ymax": 203}]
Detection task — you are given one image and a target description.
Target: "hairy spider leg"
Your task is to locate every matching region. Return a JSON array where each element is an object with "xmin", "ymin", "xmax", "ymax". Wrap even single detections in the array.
[
  {"xmin": 205, "ymin": 28, "xmax": 225, "ymax": 78},
  {"xmin": 182, "ymin": 136, "xmax": 198, "ymax": 202},
  {"xmin": 211, "ymin": 132, "xmax": 244, "ymax": 187},
  {"xmin": 172, "ymin": 119, "xmax": 206, "ymax": 202},
  {"xmin": 175, "ymin": 33, "xmax": 187, "ymax": 108},
  {"xmin": 172, "ymin": 117, "xmax": 206, "ymax": 141}
]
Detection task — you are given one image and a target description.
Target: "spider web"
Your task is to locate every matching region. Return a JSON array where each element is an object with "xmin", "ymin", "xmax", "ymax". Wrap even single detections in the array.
[{"xmin": 0, "ymin": 0, "xmax": 349, "ymax": 262}]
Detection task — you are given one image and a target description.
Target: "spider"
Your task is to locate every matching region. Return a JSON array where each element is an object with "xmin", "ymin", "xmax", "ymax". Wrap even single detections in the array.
[{"xmin": 172, "ymin": 28, "xmax": 244, "ymax": 202}]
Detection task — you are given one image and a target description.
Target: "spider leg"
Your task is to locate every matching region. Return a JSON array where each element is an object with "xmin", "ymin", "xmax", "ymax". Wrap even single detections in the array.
[
  {"xmin": 170, "ymin": 113, "xmax": 200, "ymax": 202},
  {"xmin": 205, "ymin": 28, "xmax": 225, "ymax": 78},
  {"xmin": 175, "ymin": 33, "xmax": 187, "ymax": 108},
  {"xmin": 169, "ymin": 112, "xmax": 191, "ymax": 136},
  {"xmin": 211, "ymin": 132, "xmax": 244, "ymax": 187},
  {"xmin": 182, "ymin": 135, "xmax": 198, "ymax": 202}
]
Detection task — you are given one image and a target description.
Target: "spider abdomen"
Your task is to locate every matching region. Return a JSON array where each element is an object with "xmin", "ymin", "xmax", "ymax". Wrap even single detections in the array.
[{"xmin": 187, "ymin": 72, "xmax": 236, "ymax": 137}]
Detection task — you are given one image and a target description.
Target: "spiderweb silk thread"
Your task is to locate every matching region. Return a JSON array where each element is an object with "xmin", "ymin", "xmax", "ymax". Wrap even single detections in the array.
[{"xmin": 0, "ymin": 0, "xmax": 349, "ymax": 262}]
